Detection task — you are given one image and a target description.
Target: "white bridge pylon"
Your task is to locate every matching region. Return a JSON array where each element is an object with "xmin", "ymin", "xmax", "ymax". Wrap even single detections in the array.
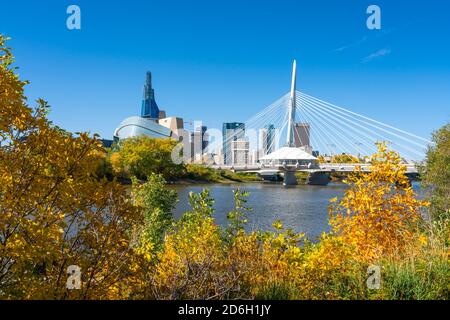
[{"xmin": 208, "ymin": 59, "xmax": 432, "ymax": 166}]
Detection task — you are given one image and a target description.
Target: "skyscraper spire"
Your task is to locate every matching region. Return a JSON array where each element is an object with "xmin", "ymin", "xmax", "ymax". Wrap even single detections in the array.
[{"xmin": 141, "ymin": 71, "xmax": 160, "ymax": 119}]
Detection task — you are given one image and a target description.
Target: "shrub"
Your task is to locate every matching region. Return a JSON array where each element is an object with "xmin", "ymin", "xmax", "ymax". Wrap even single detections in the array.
[{"xmin": 329, "ymin": 142, "xmax": 429, "ymax": 263}]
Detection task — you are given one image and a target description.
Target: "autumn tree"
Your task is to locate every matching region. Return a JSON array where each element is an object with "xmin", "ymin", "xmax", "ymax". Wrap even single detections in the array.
[
  {"xmin": 331, "ymin": 154, "xmax": 360, "ymax": 164},
  {"xmin": 421, "ymin": 124, "xmax": 450, "ymax": 226},
  {"xmin": 0, "ymin": 35, "xmax": 142, "ymax": 299},
  {"xmin": 329, "ymin": 143, "xmax": 429, "ymax": 263},
  {"xmin": 110, "ymin": 136, "xmax": 185, "ymax": 181}
]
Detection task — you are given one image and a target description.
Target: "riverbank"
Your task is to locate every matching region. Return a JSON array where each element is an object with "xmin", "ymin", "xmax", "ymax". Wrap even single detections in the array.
[
  {"xmin": 169, "ymin": 178, "xmax": 264, "ymax": 185},
  {"xmin": 182, "ymin": 165, "xmax": 263, "ymax": 184}
]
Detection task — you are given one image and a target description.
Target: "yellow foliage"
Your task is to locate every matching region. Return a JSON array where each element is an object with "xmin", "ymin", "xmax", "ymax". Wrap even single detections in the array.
[
  {"xmin": 0, "ymin": 35, "xmax": 142, "ymax": 299},
  {"xmin": 152, "ymin": 216, "xmax": 226, "ymax": 299},
  {"xmin": 331, "ymin": 154, "xmax": 360, "ymax": 164},
  {"xmin": 296, "ymin": 234, "xmax": 365, "ymax": 299},
  {"xmin": 329, "ymin": 142, "xmax": 429, "ymax": 263},
  {"xmin": 1, "ymin": 35, "xmax": 444, "ymax": 300},
  {"xmin": 109, "ymin": 135, "xmax": 184, "ymax": 181}
]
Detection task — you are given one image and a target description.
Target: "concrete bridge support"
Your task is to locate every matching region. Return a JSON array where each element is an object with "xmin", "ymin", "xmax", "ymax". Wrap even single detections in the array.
[
  {"xmin": 283, "ymin": 171, "xmax": 298, "ymax": 186},
  {"xmin": 307, "ymin": 172, "xmax": 331, "ymax": 186}
]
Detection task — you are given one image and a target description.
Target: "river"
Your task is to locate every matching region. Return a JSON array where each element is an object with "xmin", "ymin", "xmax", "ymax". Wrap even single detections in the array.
[{"xmin": 171, "ymin": 181, "xmax": 422, "ymax": 241}]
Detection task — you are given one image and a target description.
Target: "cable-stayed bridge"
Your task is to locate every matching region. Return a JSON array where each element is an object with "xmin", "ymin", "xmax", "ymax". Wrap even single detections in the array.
[{"xmin": 206, "ymin": 60, "xmax": 431, "ymax": 185}]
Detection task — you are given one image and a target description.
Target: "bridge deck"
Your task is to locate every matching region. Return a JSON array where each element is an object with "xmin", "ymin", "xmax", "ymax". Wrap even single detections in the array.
[{"xmin": 209, "ymin": 163, "xmax": 419, "ymax": 174}]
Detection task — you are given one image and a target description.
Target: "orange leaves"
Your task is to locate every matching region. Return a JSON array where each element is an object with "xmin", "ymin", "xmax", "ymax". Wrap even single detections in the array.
[{"xmin": 329, "ymin": 142, "xmax": 428, "ymax": 263}]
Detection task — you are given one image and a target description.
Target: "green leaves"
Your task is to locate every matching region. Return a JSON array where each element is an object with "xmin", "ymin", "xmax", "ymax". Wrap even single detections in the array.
[
  {"xmin": 187, "ymin": 189, "xmax": 215, "ymax": 219},
  {"xmin": 132, "ymin": 174, "xmax": 178, "ymax": 255},
  {"xmin": 225, "ymin": 189, "xmax": 252, "ymax": 242},
  {"xmin": 422, "ymin": 124, "xmax": 450, "ymax": 225}
]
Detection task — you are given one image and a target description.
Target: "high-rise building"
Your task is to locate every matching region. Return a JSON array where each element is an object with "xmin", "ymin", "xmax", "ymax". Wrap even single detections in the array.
[
  {"xmin": 222, "ymin": 122, "xmax": 245, "ymax": 165},
  {"xmin": 231, "ymin": 139, "xmax": 249, "ymax": 166},
  {"xmin": 293, "ymin": 123, "xmax": 310, "ymax": 148},
  {"xmin": 141, "ymin": 71, "xmax": 160, "ymax": 119},
  {"xmin": 260, "ymin": 124, "xmax": 275, "ymax": 156},
  {"xmin": 214, "ymin": 148, "xmax": 224, "ymax": 166},
  {"xmin": 191, "ymin": 125, "xmax": 209, "ymax": 162},
  {"xmin": 249, "ymin": 149, "xmax": 258, "ymax": 165}
]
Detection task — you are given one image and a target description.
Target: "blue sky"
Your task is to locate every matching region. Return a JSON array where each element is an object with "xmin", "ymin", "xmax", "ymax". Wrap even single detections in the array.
[{"xmin": 1, "ymin": 0, "xmax": 449, "ymax": 140}]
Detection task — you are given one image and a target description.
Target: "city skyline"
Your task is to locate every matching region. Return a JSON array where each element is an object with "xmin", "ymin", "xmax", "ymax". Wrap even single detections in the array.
[
  {"xmin": 2, "ymin": 2, "xmax": 449, "ymax": 305},
  {"xmin": 1, "ymin": 0, "xmax": 449, "ymax": 142}
]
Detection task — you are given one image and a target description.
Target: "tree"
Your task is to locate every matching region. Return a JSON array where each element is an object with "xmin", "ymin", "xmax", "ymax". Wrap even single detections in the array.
[
  {"xmin": 421, "ymin": 124, "xmax": 450, "ymax": 226},
  {"xmin": 0, "ymin": 35, "xmax": 142, "ymax": 299},
  {"xmin": 329, "ymin": 142, "xmax": 429, "ymax": 263},
  {"xmin": 132, "ymin": 174, "xmax": 178, "ymax": 257},
  {"xmin": 331, "ymin": 154, "xmax": 359, "ymax": 164},
  {"xmin": 110, "ymin": 136, "xmax": 185, "ymax": 181}
]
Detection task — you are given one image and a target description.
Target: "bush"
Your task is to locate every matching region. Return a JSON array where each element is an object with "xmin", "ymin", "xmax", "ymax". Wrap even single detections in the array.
[
  {"xmin": 329, "ymin": 142, "xmax": 429, "ymax": 263},
  {"xmin": 132, "ymin": 174, "xmax": 178, "ymax": 256},
  {"xmin": 185, "ymin": 165, "xmax": 262, "ymax": 183},
  {"xmin": 185, "ymin": 164, "xmax": 223, "ymax": 182}
]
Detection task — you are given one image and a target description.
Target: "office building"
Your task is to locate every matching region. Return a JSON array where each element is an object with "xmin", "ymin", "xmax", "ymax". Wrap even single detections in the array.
[
  {"xmin": 222, "ymin": 122, "xmax": 245, "ymax": 165},
  {"xmin": 260, "ymin": 124, "xmax": 275, "ymax": 156},
  {"xmin": 191, "ymin": 125, "xmax": 209, "ymax": 162},
  {"xmin": 293, "ymin": 123, "xmax": 310, "ymax": 148},
  {"xmin": 231, "ymin": 139, "xmax": 249, "ymax": 166}
]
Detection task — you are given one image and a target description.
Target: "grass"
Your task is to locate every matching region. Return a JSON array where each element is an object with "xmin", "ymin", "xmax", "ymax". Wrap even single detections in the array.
[{"xmin": 378, "ymin": 246, "xmax": 449, "ymax": 300}]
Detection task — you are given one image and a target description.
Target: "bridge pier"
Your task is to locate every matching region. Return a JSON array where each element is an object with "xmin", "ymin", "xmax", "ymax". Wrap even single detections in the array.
[
  {"xmin": 283, "ymin": 171, "xmax": 298, "ymax": 186},
  {"xmin": 307, "ymin": 172, "xmax": 331, "ymax": 186}
]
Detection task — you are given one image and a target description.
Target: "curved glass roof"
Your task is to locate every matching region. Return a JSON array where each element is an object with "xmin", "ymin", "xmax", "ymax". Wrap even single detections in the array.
[
  {"xmin": 114, "ymin": 116, "xmax": 172, "ymax": 140},
  {"xmin": 260, "ymin": 147, "xmax": 317, "ymax": 161}
]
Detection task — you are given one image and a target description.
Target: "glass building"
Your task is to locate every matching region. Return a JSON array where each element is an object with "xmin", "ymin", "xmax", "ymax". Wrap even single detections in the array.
[
  {"xmin": 141, "ymin": 71, "xmax": 160, "ymax": 119},
  {"xmin": 222, "ymin": 122, "xmax": 245, "ymax": 165},
  {"xmin": 114, "ymin": 116, "xmax": 172, "ymax": 141},
  {"xmin": 262, "ymin": 124, "xmax": 275, "ymax": 155}
]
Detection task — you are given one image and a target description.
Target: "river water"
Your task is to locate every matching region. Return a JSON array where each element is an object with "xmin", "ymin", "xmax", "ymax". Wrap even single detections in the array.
[
  {"xmin": 171, "ymin": 182, "xmax": 347, "ymax": 240},
  {"xmin": 171, "ymin": 181, "xmax": 422, "ymax": 241}
]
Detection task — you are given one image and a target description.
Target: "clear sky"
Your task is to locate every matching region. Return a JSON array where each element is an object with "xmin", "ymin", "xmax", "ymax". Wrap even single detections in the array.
[{"xmin": 1, "ymin": 0, "xmax": 449, "ymax": 140}]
